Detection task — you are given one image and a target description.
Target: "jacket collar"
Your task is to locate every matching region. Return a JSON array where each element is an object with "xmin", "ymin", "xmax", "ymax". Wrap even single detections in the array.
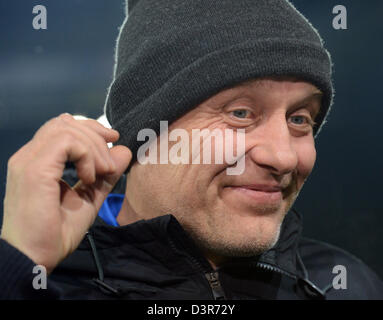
[
  {"xmin": 87, "ymin": 207, "xmax": 304, "ymax": 278},
  {"xmin": 258, "ymin": 208, "xmax": 303, "ymax": 276}
]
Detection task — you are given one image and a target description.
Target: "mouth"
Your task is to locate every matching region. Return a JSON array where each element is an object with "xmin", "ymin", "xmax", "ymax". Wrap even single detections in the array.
[{"xmin": 224, "ymin": 184, "xmax": 284, "ymax": 204}]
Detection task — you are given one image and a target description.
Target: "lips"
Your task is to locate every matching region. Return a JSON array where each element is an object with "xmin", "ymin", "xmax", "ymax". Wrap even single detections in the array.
[
  {"xmin": 239, "ymin": 184, "xmax": 283, "ymax": 192},
  {"xmin": 224, "ymin": 184, "xmax": 284, "ymax": 204}
]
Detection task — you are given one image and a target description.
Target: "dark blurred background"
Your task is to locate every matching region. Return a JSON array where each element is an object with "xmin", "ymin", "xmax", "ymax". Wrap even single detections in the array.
[{"xmin": 0, "ymin": 1, "xmax": 382, "ymax": 279}]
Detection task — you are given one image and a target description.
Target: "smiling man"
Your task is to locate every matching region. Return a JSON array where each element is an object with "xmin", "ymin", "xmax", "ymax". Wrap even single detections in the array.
[
  {"xmin": 0, "ymin": 0, "xmax": 382, "ymax": 300},
  {"xmin": 118, "ymin": 77, "xmax": 322, "ymax": 269}
]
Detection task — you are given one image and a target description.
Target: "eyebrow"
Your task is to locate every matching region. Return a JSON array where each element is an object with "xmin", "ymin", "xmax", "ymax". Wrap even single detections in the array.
[
  {"xmin": 219, "ymin": 88, "xmax": 323, "ymax": 106},
  {"xmin": 289, "ymin": 92, "xmax": 323, "ymax": 117},
  {"xmin": 295, "ymin": 91, "xmax": 322, "ymax": 105},
  {"xmin": 211, "ymin": 85, "xmax": 323, "ymax": 117}
]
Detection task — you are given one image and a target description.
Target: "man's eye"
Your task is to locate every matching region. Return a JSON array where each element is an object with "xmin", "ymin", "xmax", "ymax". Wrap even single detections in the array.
[
  {"xmin": 231, "ymin": 109, "xmax": 250, "ymax": 119},
  {"xmin": 289, "ymin": 115, "xmax": 314, "ymax": 127},
  {"xmin": 290, "ymin": 115, "xmax": 306, "ymax": 125}
]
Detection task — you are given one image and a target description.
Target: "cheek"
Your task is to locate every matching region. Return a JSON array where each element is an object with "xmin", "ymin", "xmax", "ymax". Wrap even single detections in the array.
[{"xmin": 295, "ymin": 139, "xmax": 316, "ymax": 181}]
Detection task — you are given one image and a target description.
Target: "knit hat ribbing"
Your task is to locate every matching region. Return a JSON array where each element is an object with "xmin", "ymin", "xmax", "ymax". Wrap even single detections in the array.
[{"xmin": 105, "ymin": 0, "xmax": 333, "ymax": 157}]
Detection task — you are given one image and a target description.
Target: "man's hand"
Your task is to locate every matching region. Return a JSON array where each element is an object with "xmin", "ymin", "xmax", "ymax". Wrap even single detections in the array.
[{"xmin": 0, "ymin": 113, "xmax": 132, "ymax": 273}]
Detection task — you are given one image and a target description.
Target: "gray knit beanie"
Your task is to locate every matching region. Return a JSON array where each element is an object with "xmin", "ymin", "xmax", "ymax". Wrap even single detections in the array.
[{"xmin": 105, "ymin": 0, "xmax": 333, "ymax": 158}]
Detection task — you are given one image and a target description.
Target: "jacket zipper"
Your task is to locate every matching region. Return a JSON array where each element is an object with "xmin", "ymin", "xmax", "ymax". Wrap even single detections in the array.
[
  {"xmin": 205, "ymin": 271, "xmax": 226, "ymax": 300},
  {"xmin": 256, "ymin": 262, "xmax": 326, "ymax": 299},
  {"xmin": 190, "ymin": 252, "xmax": 325, "ymax": 300},
  {"xmin": 255, "ymin": 262, "xmax": 297, "ymax": 279},
  {"xmin": 168, "ymin": 238, "xmax": 227, "ymax": 300},
  {"xmin": 170, "ymin": 237, "xmax": 321, "ymax": 300},
  {"xmin": 204, "ymin": 263, "xmax": 296, "ymax": 300}
]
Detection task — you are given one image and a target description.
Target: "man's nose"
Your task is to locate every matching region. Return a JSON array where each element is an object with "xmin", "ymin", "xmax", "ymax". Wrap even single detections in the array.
[{"xmin": 247, "ymin": 118, "xmax": 298, "ymax": 175}]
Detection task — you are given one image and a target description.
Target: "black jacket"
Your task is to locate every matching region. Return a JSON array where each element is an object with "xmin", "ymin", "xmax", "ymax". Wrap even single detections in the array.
[{"xmin": 0, "ymin": 172, "xmax": 382, "ymax": 300}]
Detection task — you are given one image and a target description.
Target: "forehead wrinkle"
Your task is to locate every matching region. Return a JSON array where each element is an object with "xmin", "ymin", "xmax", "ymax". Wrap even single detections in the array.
[
  {"xmin": 203, "ymin": 76, "xmax": 322, "ymax": 112},
  {"xmin": 206, "ymin": 81, "xmax": 259, "ymax": 109}
]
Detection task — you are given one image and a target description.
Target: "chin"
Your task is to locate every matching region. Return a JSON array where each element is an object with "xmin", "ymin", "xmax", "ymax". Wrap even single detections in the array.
[
  {"xmin": 221, "ymin": 219, "xmax": 282, "ymax": 257},
  {"xmin": 184, "ymin": 211, "xmax": 284, "ymax": 259}
]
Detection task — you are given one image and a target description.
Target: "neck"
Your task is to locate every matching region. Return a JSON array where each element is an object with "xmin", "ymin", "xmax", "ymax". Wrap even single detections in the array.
[
  {"xmin": 116, "ymin": 194, "xmax": 142, "ymax": 226},
  {"xmin": 205, "ymin": 254, "xmax": 227, "ymax": 271}
]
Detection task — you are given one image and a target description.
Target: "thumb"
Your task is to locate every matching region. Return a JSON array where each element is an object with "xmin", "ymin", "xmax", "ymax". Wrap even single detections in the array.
[{"xmin": 106, "ymin": 145, "xmax": 133, "ymax": 186}]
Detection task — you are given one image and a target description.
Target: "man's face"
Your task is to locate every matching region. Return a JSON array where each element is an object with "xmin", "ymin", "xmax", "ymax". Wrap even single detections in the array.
[{"xmin": 126, "ymin": 77, "xmax": 321, "ymax": 264}]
